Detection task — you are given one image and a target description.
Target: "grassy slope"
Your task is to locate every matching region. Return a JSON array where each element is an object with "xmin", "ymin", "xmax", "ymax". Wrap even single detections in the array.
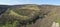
[
  {"xmin": 0, "ymin": 5, "xmax": 60, "ymax": 27},
  {"xmin": 32, "ymin": 6, "xmax": 60, "ymax": 27},
  {"xmin": 0, "ymin": 5, "xmax": 41, "ymax": 27},
  {"xmin": 9, "ymin": 10, "xmax": 29, "ymax": 20}
]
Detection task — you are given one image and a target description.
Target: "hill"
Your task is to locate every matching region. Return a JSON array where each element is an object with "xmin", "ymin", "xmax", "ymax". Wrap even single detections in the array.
[{"xmin": 0, "ymin": 4, "xmax": 60, "ymax": 27}]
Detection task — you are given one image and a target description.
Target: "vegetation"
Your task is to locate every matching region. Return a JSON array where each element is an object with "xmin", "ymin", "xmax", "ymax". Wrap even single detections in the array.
[
  {"xmin": 0, "ymin": 4, "xmax": 60, "ymax": 27},
  {"xmin": 56, "ymin": 17, "xmax": 60, "ymax": 24},
  {"xmin": 0, "ymin": 5, "xmax": 41, "ymax": 27}
]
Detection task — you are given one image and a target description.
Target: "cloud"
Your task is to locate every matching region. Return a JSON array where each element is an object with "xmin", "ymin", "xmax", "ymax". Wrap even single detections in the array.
[
  {"xmin": 0, "ymin": 0, "xmax": 40, "ymax": 5},
  {"xmin": 0, "ymin": 0, "xmax": 60, "ymax": 5}
]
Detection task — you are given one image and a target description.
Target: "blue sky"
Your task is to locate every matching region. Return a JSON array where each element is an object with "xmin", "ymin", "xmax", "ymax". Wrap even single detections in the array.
[{"xmin": 0, "ymin": 0, "xmax": 60, "ymax": 5}]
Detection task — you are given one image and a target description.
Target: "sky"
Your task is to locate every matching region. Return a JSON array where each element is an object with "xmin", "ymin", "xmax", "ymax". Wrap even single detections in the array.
[{"xmin": 0, "ymin": 0, "xmax": 60, "ymax": 5}]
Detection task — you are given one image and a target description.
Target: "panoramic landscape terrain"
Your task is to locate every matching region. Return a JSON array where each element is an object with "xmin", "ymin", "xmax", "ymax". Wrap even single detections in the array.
[{"xmin": 0, "ymin": 4, "xmax": 60, "ymax": 27}]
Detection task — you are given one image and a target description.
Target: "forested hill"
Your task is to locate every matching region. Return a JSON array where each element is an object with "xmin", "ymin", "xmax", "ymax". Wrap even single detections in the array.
[
  {"xmin": 0, "ymin": 4, "xmax": 60, "ymax": 27},
  {"xmin": 0, "ymin": 4, "xmax": 59, "ymax": 15}
]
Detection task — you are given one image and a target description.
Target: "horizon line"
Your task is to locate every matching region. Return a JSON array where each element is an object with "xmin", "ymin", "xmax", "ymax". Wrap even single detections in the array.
[{"xmin": 0, "ymin": 4, "xmax": 60, "ymax": 6}]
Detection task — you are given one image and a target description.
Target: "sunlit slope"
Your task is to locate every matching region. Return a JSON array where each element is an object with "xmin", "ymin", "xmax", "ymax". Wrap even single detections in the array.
[
  {"xmin": 1, "ymin": 4, "xmax": 60, "ymax": 27},
  {"xmin": 1, "ymin": 5, "xmax": 40, "ymax": 21}
]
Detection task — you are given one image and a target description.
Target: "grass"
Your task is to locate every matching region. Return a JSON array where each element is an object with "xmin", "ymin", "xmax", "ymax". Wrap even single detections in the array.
[
  {"xmin": 0, "ymin": 21, "xmax": 18, "ymax": 27},
  {"xmin": 0, "ymin": 6, "xmax": 40, "ymax": 27},
  {"xmin": 56, "ymin": 18, "xmax": 60, "ymax": 24},
  {"xmin": 9, "ymin": 10, "xmax": 29, "ymax": 20}
]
